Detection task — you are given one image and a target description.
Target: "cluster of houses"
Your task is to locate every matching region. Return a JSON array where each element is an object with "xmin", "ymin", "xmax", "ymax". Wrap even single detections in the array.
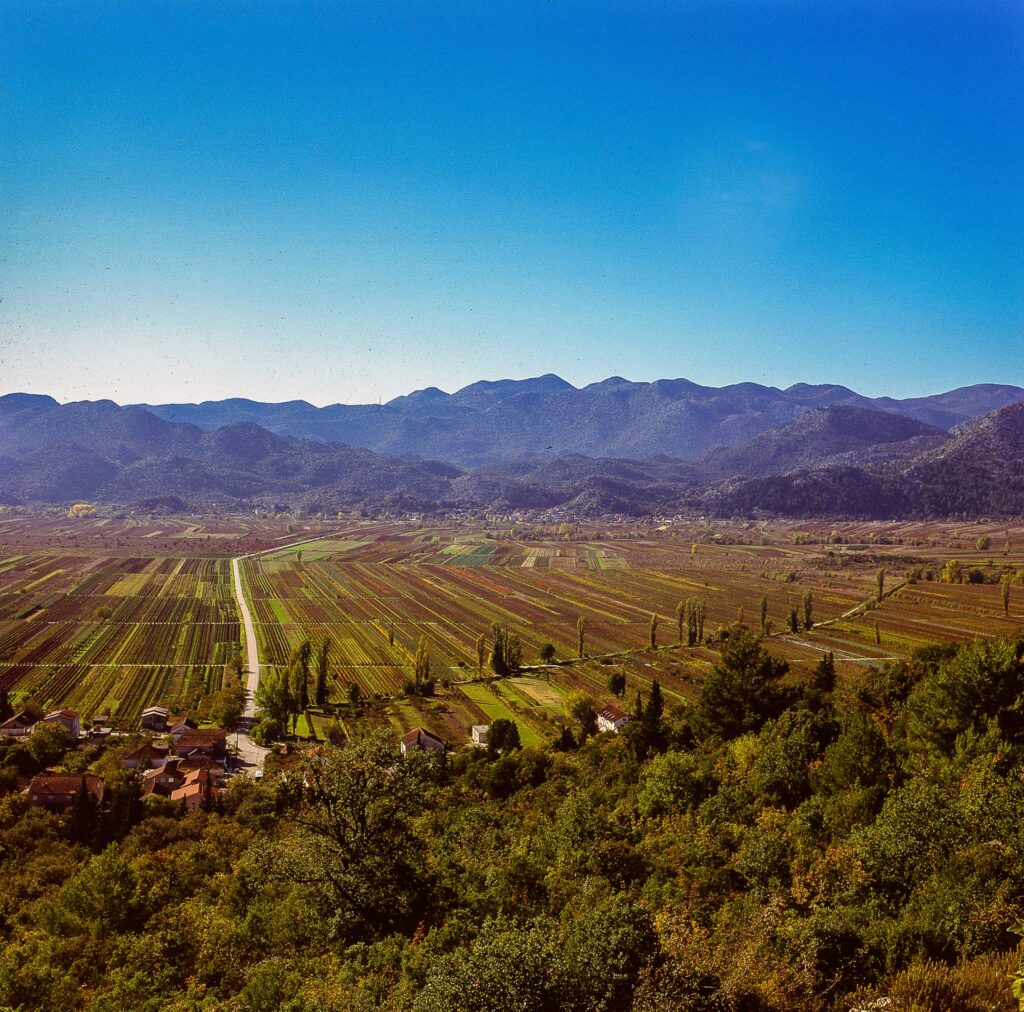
[
  {"xmin": 7, "ymin": 703, "xmax": 230, "ymax": 814},
  {"xmin": 118, "ymin": 719, "xmax": 228, "ymax": 811},
  {"xmin": 400, "ymin": 703, "xmax": 631, "ymax": 758}
]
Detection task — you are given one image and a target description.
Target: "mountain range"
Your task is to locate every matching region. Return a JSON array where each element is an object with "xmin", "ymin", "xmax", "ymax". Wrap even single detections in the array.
[
  {"xmin": 0, "ymin": 377, "xmax": 1021, "ymax": 518},
  {"xmin": 136, "ymin": 376, "xmax": 1024, "ymax": 466}
]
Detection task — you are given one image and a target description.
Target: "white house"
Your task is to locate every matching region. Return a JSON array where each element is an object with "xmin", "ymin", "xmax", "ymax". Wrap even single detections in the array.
[
  {"xmin": 400, "ymin": 727, "xmax": 445, "ymax": 756},
  {"xmin": 37, "ymin": 708, "xmax": 80, "ymax": 742},
  {"xmin": 597, "ymin": 704, "xmax": 629, "ymax": 734},
  {"xmin": 0, "ymin": 712, "xmax": 34, "ymax": 739},
  {"xmin": 140, "ymin": 706, "xmax": 169, "ymax": 732},
  {"xmin": 471, "ymin": 724, "xmax": 490, "ymax": 747}
]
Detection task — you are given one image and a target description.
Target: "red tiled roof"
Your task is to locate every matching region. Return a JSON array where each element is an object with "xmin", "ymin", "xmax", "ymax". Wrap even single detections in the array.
[
  {"xmin": 401, "ymin": 727, "xmax": 443, "ymax": 747},
  {"xmin": 27, "ymin": 773, "xmax": 104, "ymax": 798},
  {"xmin": 599, "ymin": 704, "xmax": 629, "ymax": 722},
  {"xmin": 177, "ymin": 729, "xmax": 227, "ymax": 748},
  {"xmin": 0, "ymin": 712, "xmax": 33, "ymax": 730},
  {"xmin": 43, "ymin": 709, "xmax": 78, "ymax": 720},
  {"xmin": 122, "ymin": 743, "xmax": 168, "ymax": 761}
]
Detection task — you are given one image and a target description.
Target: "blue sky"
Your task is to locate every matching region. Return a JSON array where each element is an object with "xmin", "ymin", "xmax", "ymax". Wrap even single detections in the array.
[{"xmin": 2, "ymin": 1, "xmax": 1021, "ymax": 404}]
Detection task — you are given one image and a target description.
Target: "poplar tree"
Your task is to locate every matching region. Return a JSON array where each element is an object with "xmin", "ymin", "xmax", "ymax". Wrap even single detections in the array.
[
  {"xmin": 315, "ymin": 637, "xmax": 331, "ymax": 706},
  {"xmin": 414, "ymin": 636, "xmax": 430, "ymax": 687}
]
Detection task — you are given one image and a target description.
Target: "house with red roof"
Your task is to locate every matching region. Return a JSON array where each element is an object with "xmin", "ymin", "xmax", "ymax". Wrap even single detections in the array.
[
  {"xmin": 174, "ymin": 728, "xmax": 227, "ymax": 760},
  {"xmin": 400, "ymin": 727, "xmax": 445, "ymax": 756},
  {"xmin": 0, "ymin": 712, "xmax": 35, "ymax": 739},
  {"xmin": 120, "ymin": 743, "xmax": 169, "ymax": 769},
  {"xmin": 170, "ymin": 768, "xmax": 220, "ymax": 812},
  {"xmin": 597, "ymin": 703, "xmax": 629, "ymax": 734},
  {"xmin": 142, "ymin": 760, "xmax": 188, "ymax": 797},
  {"xmin": 24, "ymin": 772, "xmax": 104, "ymax": 812}
]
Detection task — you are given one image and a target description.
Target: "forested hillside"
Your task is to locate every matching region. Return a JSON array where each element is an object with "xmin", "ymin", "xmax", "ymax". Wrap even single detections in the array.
[{"xmin": 2, "ymin": 629, "xmax": 1024, "ymax": 1010}]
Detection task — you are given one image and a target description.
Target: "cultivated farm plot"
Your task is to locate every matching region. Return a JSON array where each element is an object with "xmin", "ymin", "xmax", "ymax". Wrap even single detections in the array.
[
  {"xmin": 4, "ymin": 515, "xmax": 1024, "ymax": 744},
  {"xmin": 0, "ymin": 550, "xmax": 241, "ymax": 724}
]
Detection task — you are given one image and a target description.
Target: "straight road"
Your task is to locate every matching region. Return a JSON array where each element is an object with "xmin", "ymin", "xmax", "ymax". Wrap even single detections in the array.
[
  {"xmin": 227, "ymin": 530, "xmax": 346, "ymax": 771},
  {"xmin": 230, "ymin": 553, "xmax": 269, "ymax": 771},
  {"xmin": 231, "ymin": 555, "xmax": 261, "ymax": 720}
]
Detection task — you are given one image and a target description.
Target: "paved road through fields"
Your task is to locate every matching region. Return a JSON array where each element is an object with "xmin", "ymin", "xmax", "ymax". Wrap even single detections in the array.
[
  {"xmin": 230, "ymin": 553, "xmax": 269, "ymax": 771},
  {"xmin": 228, "ymin": 532, "xmax": 346, "ymax": 772}
]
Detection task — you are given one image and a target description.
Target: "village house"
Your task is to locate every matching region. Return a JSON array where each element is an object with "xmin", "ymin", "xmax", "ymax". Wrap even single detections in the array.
[
  {"xmin": 141, "ymin": 760, "xmax": 187, "ymax": 797},
  {"xmin": 37, "ymin": 709, "xmax": 80, "ymax": 742},
  {"xmin": 597, "ymin": 703, "xmax": 630, "ymax": 734},
  {"xmin": 169, "ymin": 717, "xmax": 199, "ymax": 744},
  {"xmin": 170, "ymin": 768, "xmax": 219, "ymax": 812},
  {"xmin": 120, "ymin": 743, "xmax": 169, "ymax": 769},
  {"xmin": 24, "ymin": 772, "xmax": 105, "ymax": 812},
  {"xmin": 178, "ymin": 753, "xmax": 226, "ymax": 781},
  {"xmin": 400, "ymin": 727, "xmax": 445, "ymax": 756},
  {"xmin": 174, "ymin": 728, "xmax": 227, "ymax": 760},
  {"xmin": 471, "ymin": 724, "xmax": 490, "ymax": 747},
  {"xmin": 140, "ymin": 706, "xmax": 170, "ymax": 732},
  {"xmin": 0, "ymin": 712, "xmax": 35, "ymax": 739}
]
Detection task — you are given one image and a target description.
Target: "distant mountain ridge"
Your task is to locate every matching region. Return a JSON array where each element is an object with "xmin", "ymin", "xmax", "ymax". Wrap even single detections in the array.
[
  {"xmin": 1, "ymin": 379, "xmax": 1023, "ymax": 518},
  {"xmin": 134, "ymin": 377, "xmax": 1024, "ymax": 467}
]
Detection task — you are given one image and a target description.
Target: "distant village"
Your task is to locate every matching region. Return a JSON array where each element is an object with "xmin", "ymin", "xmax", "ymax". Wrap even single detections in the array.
[
  {"xmin": 2, "ymin": 705, "xmax": 230, "ymax": 813},
  {"xmin": 0, "ymin": 696, "xmax": 634, "ymax": 821}
]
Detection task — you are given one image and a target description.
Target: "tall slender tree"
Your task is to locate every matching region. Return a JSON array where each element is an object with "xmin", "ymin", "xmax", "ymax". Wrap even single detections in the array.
[
  {"xmin": 414, "ymin": 636, "xmax": 431, "ymax": 687},
  {"xmin": 577, "ymin": 615, "xmax": 586, "ymax": 659},
  {"xmin": 649, "ymin": 613, "xmax": 659, "ymax": 650},
  {"xmin": 315, "ymin": 637, "xmax": 331, "ymax": 706},
  {"xmin": 759, "ymin": 596, "xmax": 769, "ymax": 636}
]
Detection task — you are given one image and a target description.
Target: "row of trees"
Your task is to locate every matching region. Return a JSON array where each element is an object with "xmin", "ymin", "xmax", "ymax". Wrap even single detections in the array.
[{"xmin": 253, "ymin": 637, "xmax": 331, "ymax": 743}]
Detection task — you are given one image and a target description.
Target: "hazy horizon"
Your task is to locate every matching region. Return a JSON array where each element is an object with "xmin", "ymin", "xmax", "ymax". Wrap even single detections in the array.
[{"xmin": 3, "ymin": 369, "xmax": 1024, "ymax": 411}]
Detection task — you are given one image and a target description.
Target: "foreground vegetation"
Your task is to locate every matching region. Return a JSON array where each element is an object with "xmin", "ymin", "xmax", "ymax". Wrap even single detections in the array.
[{"xmin": 2, "ymin": 627, "xmax": 1024, "ymax": 1009}]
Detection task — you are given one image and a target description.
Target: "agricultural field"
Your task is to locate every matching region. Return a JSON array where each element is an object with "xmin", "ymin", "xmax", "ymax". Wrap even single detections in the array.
[
  {"xmin": 0, "ymin": 532, "xmax": 246, "ymax": 723},
  {"xmin": 240, "ymin": 517, "xmax": 1024, "ymax": 746},
  {"xmin": 1, "ymin": 514, "xmax": 1023, "ymax": 741}
]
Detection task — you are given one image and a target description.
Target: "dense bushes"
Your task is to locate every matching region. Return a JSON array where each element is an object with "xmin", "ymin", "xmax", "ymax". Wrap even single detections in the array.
[{"xmin": 2, "ymin": 632, "xmax": 1024, "ymax": 1008}]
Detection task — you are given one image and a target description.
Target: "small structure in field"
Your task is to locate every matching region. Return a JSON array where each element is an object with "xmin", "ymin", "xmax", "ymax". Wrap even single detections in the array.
[
  {"xmin": 37, "ymin": 709, "xmax": 80, "ymax": 742},
  {"xmin": 140, "ymin": 706, "xmax": 170, "ymax": 732},
  {"xmin": 597, "ymin": 703, "xmax": 629, "ymax": 734},
  {"xmin": 0, "ymin": 712, "xmax": 35, "ymax": 739},
  {"xmin": 471, "ymin": 724, "xmax": 490, "ymax": 747},
  {"xmin": 25, "ymin": 773, "xmax": 105, "ymax": 812},
  {"xmin": 400, "ymin": 727, "xmax": 445, "ymax": 756}
]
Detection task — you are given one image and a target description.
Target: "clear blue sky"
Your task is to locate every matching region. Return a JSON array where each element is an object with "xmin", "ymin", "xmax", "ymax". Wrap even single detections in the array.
[{"xmin": 2, "ymin": 1, "xmax": 1021, "ymax": 405}]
